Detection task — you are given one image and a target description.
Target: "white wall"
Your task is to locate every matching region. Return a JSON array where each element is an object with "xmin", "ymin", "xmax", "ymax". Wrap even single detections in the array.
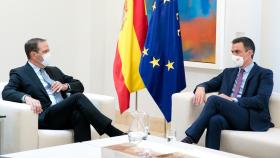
[
  {"xmin": 260, "ymin": 0, "xmax": 280, "ymax": 92},
  {"xmin": 0, "ymin": 0, "xmax": 103, "ymax": 93},
  {"xmin": 1, "ymin": 0, "xmax": 278, "ymax": 119}
]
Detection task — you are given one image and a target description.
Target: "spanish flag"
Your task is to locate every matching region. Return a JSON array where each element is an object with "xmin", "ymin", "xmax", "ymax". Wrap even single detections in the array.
[{"xmin": 113, "ymin": 0, "xmax": 148, "ymax": 113}]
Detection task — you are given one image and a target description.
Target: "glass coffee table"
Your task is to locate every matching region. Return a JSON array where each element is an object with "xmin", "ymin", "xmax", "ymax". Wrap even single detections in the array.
[
  {"xmin": 3, "ymin": 135, "xmax": 248, "ymax": 158},
  {"xmin": 86, "ymin": 135, "xmax": 248, "ymax": 158}
]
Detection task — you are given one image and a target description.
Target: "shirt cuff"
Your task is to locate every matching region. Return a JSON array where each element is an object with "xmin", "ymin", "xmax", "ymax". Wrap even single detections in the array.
[
  {"xmin": 21, "ymin": 95, "xmax": 28, "ymax": 103},
  {"xmin": 67, "ymin": 83, "xmax": 71, "ymax": 91},
  {"xmin": 232, "ymin": 98, "xmax": 238, "ymax": 103}
]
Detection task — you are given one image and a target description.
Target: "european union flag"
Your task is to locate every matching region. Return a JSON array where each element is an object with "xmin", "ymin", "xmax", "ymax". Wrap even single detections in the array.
[{"xmin": 139, "ymin": 0, "xmax": 186, "ymax": 122}]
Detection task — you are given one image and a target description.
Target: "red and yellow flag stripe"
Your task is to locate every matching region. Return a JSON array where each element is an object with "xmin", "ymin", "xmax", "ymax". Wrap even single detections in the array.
[{"xmin": 113, "ymin": 0, "xmax": 148, "ymax": 113}]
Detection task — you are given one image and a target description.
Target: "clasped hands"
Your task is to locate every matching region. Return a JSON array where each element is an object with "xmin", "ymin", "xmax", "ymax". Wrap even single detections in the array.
[
  {"xmin": 25, "ymin": 81, "xmax": 68, "ymax": 114},
  {"xmin": 192, "ymin": 87, "xmax": 234, "ymax": 106}
]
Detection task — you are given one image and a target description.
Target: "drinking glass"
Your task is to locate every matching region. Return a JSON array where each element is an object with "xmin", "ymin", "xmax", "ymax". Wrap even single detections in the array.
[
  {"xmin": 128, "ymin": 111, "xmax": 149, "ymax": 144},
  {"xmin": 128, "ymin": 111, "xmax": 151, "ymax": 157}
]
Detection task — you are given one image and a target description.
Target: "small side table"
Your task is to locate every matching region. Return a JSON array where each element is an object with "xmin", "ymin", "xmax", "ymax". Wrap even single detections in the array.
[{"xmin": 0, "ymin": 115, "xmax": 6, "ymax": 155}]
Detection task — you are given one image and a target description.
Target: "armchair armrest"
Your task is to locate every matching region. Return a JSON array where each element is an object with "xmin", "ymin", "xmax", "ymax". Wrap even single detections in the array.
[
  {"xmin": 171, "ymin": 92, "xmax": 216, "ymax": 140},
  {"xmin": 83, "ymin": 93, "xmax": 115, "ymax": 121},
  {"xmin": 171, "ymin": 92, "xmax": 200, "ymax": 140},
  {"xmin": 0, "ymin": 100, "xmax": 38, "ymax": 154}
]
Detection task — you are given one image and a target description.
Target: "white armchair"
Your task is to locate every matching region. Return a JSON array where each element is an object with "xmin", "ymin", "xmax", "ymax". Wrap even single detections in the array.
[
  {"xmin": 171, "ymin": 91, "xmax": 280, "ymax": 158},
  {"xmin": 0, "ymin": 82, "xmax": 115, "ymax": 154}
]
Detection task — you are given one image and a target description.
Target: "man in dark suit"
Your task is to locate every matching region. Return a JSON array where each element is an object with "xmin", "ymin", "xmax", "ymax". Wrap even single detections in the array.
[
  {"xmin": 181, "ymin": 37, "xmax": 274, "ymax": 150},
  {"xmin": 2, "ymin": 38, "xmax": 124, "ymax": 142}
]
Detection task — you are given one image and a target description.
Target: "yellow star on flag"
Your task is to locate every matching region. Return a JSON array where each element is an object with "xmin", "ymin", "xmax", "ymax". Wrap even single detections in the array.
[
  {"xmin": 152, "ymin": 1, "xmax": 157, "ymax": 11},
  {"xmin": 150, "ymin": 57, "xmax": 160, "ymax": 68},
  {"xmin": 165, "ymin": 60, "xmax": 174, "ymax": 71},
  {"xmin": 142, "ymin": 47, "xmax": 149, "ymax": 57},
  {"xmin": 164, "ymin": 0, "xmax": 170, "ymax": 4},
  {"xmin": 177, "ymin": 29, "xmax": 181, "ymax": 36}
]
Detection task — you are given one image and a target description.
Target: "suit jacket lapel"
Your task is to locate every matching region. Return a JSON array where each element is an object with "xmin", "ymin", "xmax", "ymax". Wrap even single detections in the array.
[
  {"xmin": 24, "ymin": 63, "xmax": 49, "ymax": 98},
  {"xmin": 44, "ymin": 67, "xmax": 56, "ymax": 80},
  {"xmin": 243, "ymin": 63, "xmax": 258, "ymax": 95}
]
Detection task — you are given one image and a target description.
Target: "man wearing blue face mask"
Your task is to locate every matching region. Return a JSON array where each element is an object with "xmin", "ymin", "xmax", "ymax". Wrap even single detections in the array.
[
  {"xmin": 181, "ymin": 37, "xmax": 274, "ymax": 150},
  {"xmin": 2, "ymin": 38, "xmax": 125, "ymax": 142}
]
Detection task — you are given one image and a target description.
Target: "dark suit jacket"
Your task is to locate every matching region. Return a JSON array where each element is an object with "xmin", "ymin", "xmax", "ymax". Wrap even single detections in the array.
[
  {"xmin": 195, "ymin": 63, "xmax": 274, "ymax": 131},
  {"xmin": 2, "ymin": 63, "xmax": 84, "ymax": 125}
]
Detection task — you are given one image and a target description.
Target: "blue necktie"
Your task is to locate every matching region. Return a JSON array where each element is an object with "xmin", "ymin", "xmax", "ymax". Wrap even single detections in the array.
[
  {"xmin": 40, "ymin": 69, "xmax": 54, "ymax": 86},
  {"xmin": 40, "ymin": 69, "xmax": 63, "ymax": 104}
]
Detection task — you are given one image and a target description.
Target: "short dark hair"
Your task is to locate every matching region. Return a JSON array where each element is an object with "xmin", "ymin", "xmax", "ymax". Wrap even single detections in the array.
[
  {"xmin": 232, "ymin": 37, "xmax": 255, "ymax": 58},
  {"xmin": 24, "ymin": 38, "xmax": 46, "ymax": 59}
]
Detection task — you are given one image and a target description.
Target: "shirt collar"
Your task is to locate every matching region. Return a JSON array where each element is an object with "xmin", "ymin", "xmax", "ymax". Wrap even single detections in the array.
[
  {"xmin": 28, "ymin": 61, "xmax": 41, "ymax": 73},
  {"xmin": 240, "ymin": 62, "xmax": 254, "ymax": 73}
]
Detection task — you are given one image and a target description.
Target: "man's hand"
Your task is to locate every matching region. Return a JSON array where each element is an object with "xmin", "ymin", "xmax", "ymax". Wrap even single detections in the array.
[
  {"xmin": 51, "ymin": 81, "xmax": 68, "ymax": 92},
  {"xmin": 25, "ymin": 96, "xmax": 43, "ymax": 114},
  {"xmin": 193, "ymin": 87, "xmax": 206, "ymax": 105},
  {"xmin": 218, "ymin": 93, "xmax": 233, "ymax": 101}
]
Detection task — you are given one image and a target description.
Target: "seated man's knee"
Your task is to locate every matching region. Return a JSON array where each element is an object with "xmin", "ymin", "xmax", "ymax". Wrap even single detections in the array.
[
  {"xmin": 72, "ymin": 92, "xmax": 87, "ymax": 100},
  {"xmin": 206, "ymin": 95, "xmax": 220, "ymax": 103},
  {"xmin": 204, "ymin": 95, "xmax": 220, "ymax": 108},
  {"xmin": 72, "ymin": 92, "xmax": 84, "ymax": 97}
]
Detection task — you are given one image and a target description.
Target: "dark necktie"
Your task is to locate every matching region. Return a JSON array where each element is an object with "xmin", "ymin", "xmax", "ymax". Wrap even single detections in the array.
[{"xmin": 232, "ymin": 69, "xmax": 245, "ymax": 98}]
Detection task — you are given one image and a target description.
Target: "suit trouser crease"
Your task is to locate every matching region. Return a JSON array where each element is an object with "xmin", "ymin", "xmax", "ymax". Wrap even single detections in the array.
[
  {"xmin": 206, "ymin": 114, "xmax": 230, "ymax": 149},
  {"xmin": 71, "ymin": 110, "xmax": 91, "ymax": 142}
]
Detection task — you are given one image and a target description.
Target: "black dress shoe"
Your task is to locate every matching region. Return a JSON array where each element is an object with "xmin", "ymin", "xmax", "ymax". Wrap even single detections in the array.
[{"xmin": 181, "ymin": 136, "xmax": 194, "ymax": 144}]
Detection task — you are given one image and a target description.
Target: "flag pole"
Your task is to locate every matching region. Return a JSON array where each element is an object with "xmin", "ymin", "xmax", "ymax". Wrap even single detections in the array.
[
  {"xmin": 135, "ymin": 91, "xmax": 138, "ymax": 111},
  {"xmin": 164, "ymin": 121, "xmax": 167, "ymax": 137}
]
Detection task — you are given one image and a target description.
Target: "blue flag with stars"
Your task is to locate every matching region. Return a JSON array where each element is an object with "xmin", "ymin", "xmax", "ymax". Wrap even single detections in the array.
[{"xmin": 139, "ymin": 0, "xmax": 186, "ymax": 122}]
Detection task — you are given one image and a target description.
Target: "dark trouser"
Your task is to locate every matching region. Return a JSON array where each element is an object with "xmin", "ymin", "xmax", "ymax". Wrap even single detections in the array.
[
  {"xmin": 185, "ymin": 95, "xmax": 250, "ymax": 150},
  {"xmin": 39, "ymin": 93, "xmax": 112, "ymax": 142}
]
